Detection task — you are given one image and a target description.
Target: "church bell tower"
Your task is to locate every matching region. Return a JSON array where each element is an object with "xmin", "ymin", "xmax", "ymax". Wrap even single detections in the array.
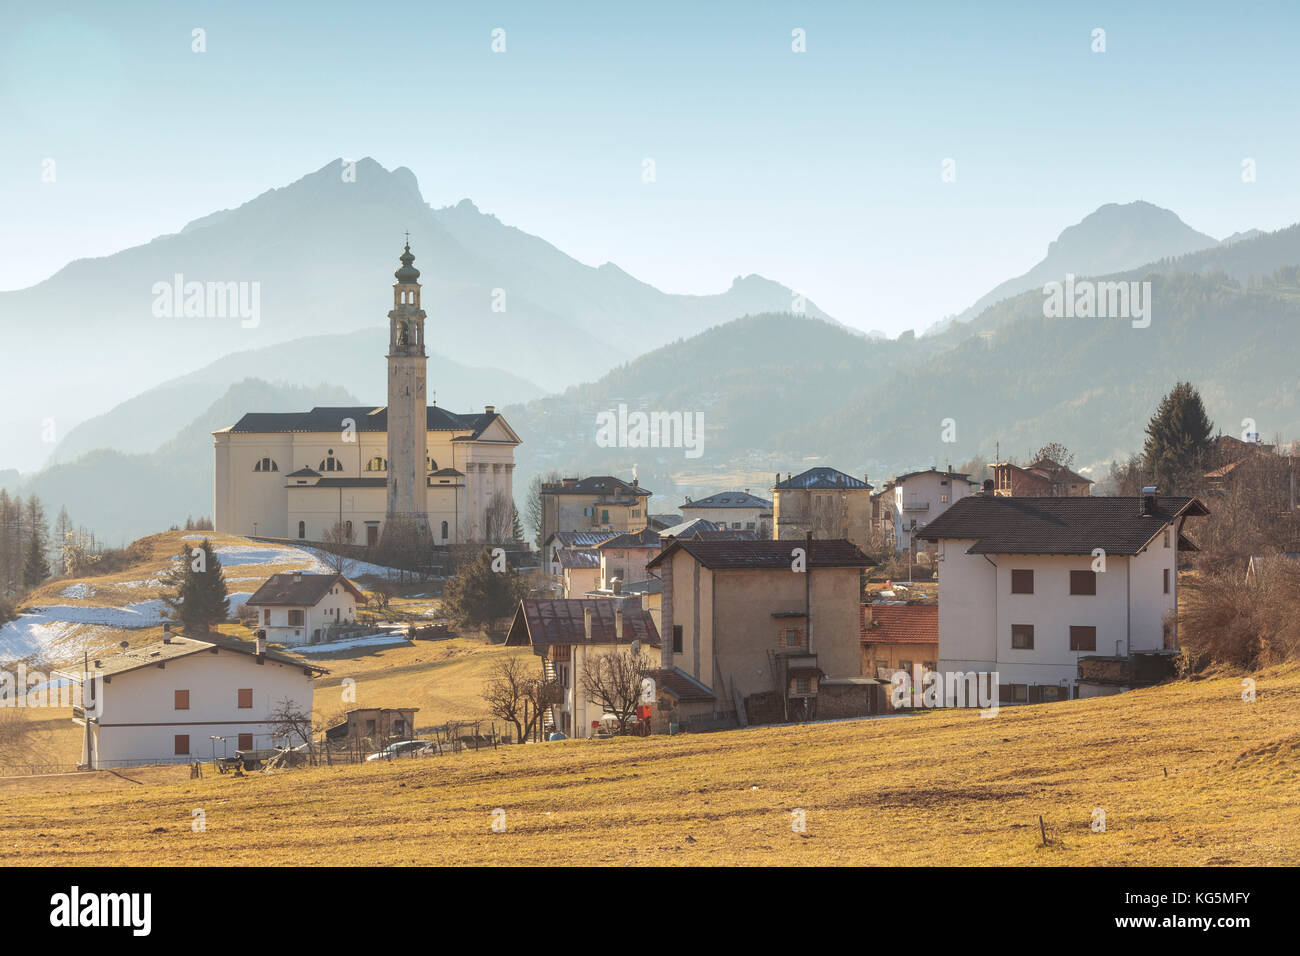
[{"xmin": 383, "ymin": 239, "xmax": 431, "ymax": 544}]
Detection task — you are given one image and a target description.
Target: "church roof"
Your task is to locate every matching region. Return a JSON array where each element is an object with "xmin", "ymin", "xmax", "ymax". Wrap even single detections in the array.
[{"xmin": 227, "ymin": 405, "xmax": 508, "ymax": 440}]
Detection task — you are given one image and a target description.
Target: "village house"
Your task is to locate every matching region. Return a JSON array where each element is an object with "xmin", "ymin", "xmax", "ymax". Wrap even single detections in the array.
[
  {"xmin": 551, "ymin": 547, "xmax": 603, "ymax": 598},
  {"xmin": 772, "ymin": 467, "xmax": 875, "ymax": 553},
  {"xmin": 505, "ymin": 597, "xmax": 660, "ymax": 738},
  {"xmin": 860, "ymin": 603, "xmax": 939, "ymax": 683},
  {"xmin": 876, "ymin": 466, "xmax": 980, "ymax": 554},
  {"xmin": 244, "ymin": 572, "xmax": 368, "ymax": 645},
  {"xmin": 57, "ymin": 627, "xmax": 325, "ymax": 768},
  {"xmin": 679, "ymin": 489, "xmax": 773, "ymax": 536},
  {"xmin": 919, "ymin": 492, "xmax": 1209, "ymax": 704},
  {"xmin": 594, "ymin": 527, "xmax": 662, "ymax": 592},
  {"xmin": 645, "ymin": 537, "xmax": 878, "ymax": 729},
  {"xmin": 539, "ymin": 475, "xmax": 652, "ymax": 544},
  {"xmin": 993, "ymin": 457, "xmax": 1092, "ymax": 498},
  {"xmin": 544, "ymin": 530, "xmax": 619, "ymax": 597}
]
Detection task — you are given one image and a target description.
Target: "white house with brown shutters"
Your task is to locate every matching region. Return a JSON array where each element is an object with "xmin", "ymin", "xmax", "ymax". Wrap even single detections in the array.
[
  {"xmin": 918, "ymin": 493, "xmax": 1209, "ymax": 703},
  {"xmin": 57, "ymin": 629, "xmax": 326, "ymax": 768},
  {"xmin": 244, "ymin": 572, "xmax": 368, "ymax": 645}
]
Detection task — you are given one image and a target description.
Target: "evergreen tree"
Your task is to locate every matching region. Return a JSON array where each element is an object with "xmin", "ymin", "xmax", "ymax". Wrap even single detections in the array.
[
  {"xmin": 442, "ymin": 546, "xmax": 528, "ymax": 634},
  {"xmin": 163, "ymin": 538, "xmax": 230, "ymax": 632},
  {"xmin": 1142, "ymin": 382, "xmax": 1214, "ymax": 493},
  {"xmin": 23, "ymin": 535, "xmax": 50, "ymax": 587},
  {"xmin": 510, "ymin": 503, "xmax": 525, "ymax": 545}
]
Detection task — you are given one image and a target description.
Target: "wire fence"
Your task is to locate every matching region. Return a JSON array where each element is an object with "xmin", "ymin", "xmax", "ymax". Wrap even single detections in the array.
[{"xmin": 0, "ymin": 720, "xmax": 521, "ymax": 777}]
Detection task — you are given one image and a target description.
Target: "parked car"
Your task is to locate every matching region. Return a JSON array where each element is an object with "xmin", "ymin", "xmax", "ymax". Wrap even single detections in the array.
[{"xmin": 365, "ymin": 740, "xmax": 433, "ymax": 762}]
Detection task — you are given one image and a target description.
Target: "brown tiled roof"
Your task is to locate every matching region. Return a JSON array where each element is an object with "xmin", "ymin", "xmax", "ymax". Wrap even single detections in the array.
[
  {"xmin": 505, "ymin": 599, "xmax": 660, "ymax": 648},
  {"xmin": 245, "ymin": 573, "xmax": 367, "ymax": 607},
  {"xmin": 860, "ymin": 603, "xmax": 938, "ymax": 646},
  {"xmin": 917, "ymin": 495, "xmax": 1209, "ymax": 555},
  {"xmin": 648, "ymin": 667, "xmax": 716, "ymax": 702},
  {"xmin": 552, "ymin": 548, "xmax": 601, "ymax": 570},
  {"xmin": 646, "ymin": 538, "xmax": 875, "ymax": 571}
]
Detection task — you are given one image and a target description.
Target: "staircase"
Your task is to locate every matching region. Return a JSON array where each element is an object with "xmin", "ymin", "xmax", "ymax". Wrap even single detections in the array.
[{"xmin": 542, "ymin": 659, "xmax": 559, "ymax": 737}]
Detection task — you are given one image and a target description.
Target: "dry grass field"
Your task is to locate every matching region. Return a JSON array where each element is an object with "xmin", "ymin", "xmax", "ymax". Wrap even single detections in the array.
[
  {"xmin": 312, "ymin": 637, "xmax": 528, "ymax": 731},
  {"xmin": 2, "ymin": 664, "xmax": 1296, "ymax": 866}
]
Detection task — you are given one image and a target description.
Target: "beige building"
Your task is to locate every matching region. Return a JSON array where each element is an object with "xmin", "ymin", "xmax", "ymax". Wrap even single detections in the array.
[
  {"xmin": 772, "ymin": 467, "xmax": 875, "ymax": 552},
  {"xmin": 646, "ymin": 538, "xmax": 877, "ymax": 728},
  {"xmin": 213, "ymin": 243, "xmax": 521, "ymax": 546},
  {"xmin": 539, "ymin": 476, "xmax": 651, "ymax": 544},
  {"xmin": 679, "ymin": 490, "xmax": 772, "ymax": 536}
]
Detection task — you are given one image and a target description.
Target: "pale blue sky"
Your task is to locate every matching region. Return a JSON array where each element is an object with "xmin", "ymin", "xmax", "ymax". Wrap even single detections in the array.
[{"xmin": 2, "ymin": 0, "xmax": 1296, "ymax": 334}]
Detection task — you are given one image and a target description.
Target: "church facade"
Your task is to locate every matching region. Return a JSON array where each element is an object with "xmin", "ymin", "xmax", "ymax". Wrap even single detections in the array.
[{"xmin": 212, "ymin": 242, "xmax": 521, "ymax": 546}]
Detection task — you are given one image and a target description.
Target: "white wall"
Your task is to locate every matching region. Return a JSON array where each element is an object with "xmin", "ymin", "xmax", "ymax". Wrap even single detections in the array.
[
  {"xmin": 892, "ymin": 472, "xmax": 977, "ymax": 553},
  {"xmin": 937, "ymin": 532, "xmax": 1180, "ymax": 695},
  {"xmin": 85, "ymin": 647, "xmax": 315, "ymax": 766}
]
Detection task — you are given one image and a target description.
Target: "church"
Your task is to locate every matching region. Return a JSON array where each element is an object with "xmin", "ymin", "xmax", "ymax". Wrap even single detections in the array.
[{"xmin": 213, "ymin": 242, "xmax": 521, "ymax": 547}]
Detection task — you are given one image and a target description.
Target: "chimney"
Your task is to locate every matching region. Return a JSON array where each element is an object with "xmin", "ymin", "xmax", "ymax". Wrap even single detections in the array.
[
  {"xmin": 775, "ymin": 472, "xmax": 780, "ymax": 487},
  {"xmin": 947, "ymin": 464, "xmax": 953, "ymax": 475},
  {"xmin": 293, "ymin": 572, "xmax": 302, "ymax": 583},
  {"xmin": 1141, "ymin": 486, "xmax": 1158, "ymax": 517},
  {"xmin": 631, "ymin": 477, "xmax": 638, "ymax": 487},
  {"xmin": 484, "ymin": 404, "xmax": 495, "ymax": 414},
  {"xmin": 615, "ymin": 607, "xmax": 624, "ymax": 640},
  {"xmin": 161, "ymin": 622, "xmax": 172, "ymax": 644},
  {"xmin": 983, "ymin": 479, "xmax": 994, "ymax": 495},
  {"xmin": 256, "ymin": 629, "xmax": 267, "ymax": 656},
  {"xmin": 612, "ymin": 577, "xmax": 623, "ymax": 595},
  {"xmin": 583, "ymin": 606, "xmax": 593, "ymax": 641}
]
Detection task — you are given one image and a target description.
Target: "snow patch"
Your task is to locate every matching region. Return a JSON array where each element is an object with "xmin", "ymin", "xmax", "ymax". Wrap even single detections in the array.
[{"xmin": 293, "ymin": 631, "xmax": 411, "ymax": 654}]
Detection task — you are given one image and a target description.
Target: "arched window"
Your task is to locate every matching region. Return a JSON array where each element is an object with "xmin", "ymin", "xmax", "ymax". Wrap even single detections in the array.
[
  {"xmin": 365, "ymin": 456, "xmax": 388, "ymax": 472},
  {"xmin": 441, "ymin": 521, "xmax": 449, "ymax": 540},
  {"xmin": 253, "ymin": 457, "xmax": 279, "ymax": 473},
  {"xmin": 318, "ymin": 449, "xmax": 343, "ymax": 473},
  {"xmin": 297, "ymin": 521, "xmax": 305, "ymax": 539}
]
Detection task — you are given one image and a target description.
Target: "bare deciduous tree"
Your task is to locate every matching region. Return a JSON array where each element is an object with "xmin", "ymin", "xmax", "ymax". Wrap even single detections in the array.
[
  {"xmin": 579, "ymin": 647, "xmax": 652, "ymax": 735},
  {"xmin": 481, "ymin": 655, "xmax": 560, "ymax": 742},
  {"xmin": 320, "ymin": 521, "xmax": 356, "ymax": 575},
  {"xmin": 268, "ymin": 697, "xmax": 317, "ymax": 762}
]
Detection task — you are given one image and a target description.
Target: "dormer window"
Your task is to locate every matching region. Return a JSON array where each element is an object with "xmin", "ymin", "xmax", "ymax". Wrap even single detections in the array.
[
  {"xmin": 319, "ymin": 450, "xmax": 343, "ymax": 472},
  {"xmin": 254, "ymin": 457, "xmax": 279, "ymax": 472},
  {"xmin": 365, "ymin": 456, "xmax": 388, "ymax": 472}
]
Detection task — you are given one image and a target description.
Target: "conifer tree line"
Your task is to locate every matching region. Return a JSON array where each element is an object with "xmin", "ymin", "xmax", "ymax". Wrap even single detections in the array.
[{"xmin": 0, "ymin": 490, "xmax": 70, "ymax": 598}]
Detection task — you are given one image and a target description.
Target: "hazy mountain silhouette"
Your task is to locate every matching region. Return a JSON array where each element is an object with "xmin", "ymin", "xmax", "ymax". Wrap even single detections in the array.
[
  {"xmin": 46, "ymin": 329, "xmax": 544, "ymax": 465},
  {"xmin": 925, "ymin": 201, "xmax": 1220, "ymax": 336},
  {"xmin": 0, "ymin": 157, "xmax": 826, "ymax": 472}
]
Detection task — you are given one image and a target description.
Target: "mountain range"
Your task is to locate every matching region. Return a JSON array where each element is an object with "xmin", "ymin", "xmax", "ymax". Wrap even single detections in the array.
[
  {"xmin": 0, "ymin": 157, "xmax": 827, "ymax": 474},
  {"xmin": 3, "ymin": 158, "xmax": 1296, "ymax": 544}
]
